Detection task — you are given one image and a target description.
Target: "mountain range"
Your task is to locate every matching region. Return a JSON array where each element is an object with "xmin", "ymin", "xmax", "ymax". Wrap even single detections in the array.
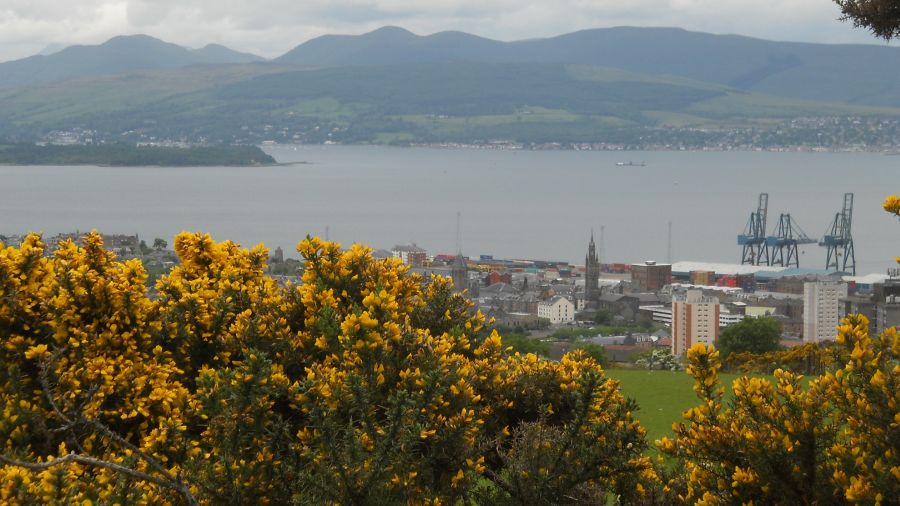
[
  {"xmin": 276, "ymin": 26, "xmax": 900, "ymax": 107},
  {"xmin": 0, "ymin": 34, "xmax": 263, "ymax": 89},
  {"xmin": 4, "ymin": 27, "xmax": 900, "ymax": 106},
  {"xmin": 2, "ymin": 27, "xmax": 900, "ymax": 148}
]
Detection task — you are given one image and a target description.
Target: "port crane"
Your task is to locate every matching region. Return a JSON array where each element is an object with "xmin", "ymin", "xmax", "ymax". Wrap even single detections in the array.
[
  {"xmin": 738, "ymin": 193, "xmax": 769, "ymax": 265},
  {"xmin": 819, "ymin": 193, "xmax": 856, "ymax": 275},
  {"xmin": 766, "ymin": 214, "xmax": 815, "ymax": 268}
]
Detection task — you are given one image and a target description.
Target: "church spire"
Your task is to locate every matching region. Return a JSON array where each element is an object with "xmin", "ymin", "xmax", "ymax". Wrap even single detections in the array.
[
  {"xmin": 585, "ymin": 229, "xmax": 600, "ymax": 301},
  {"xmin": 452, "ymin": 212, "xmax": 468, "ymax": 293}
]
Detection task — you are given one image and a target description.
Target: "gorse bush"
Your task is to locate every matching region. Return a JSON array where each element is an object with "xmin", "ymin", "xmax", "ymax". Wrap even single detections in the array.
[
  {"xmin": 658, "ymin": 315, "xmax": 898, "ymax": 505},
  {"xmin": 0, "ymin": 194, "xmax": 897, "ymax": 505},
  {"xmin": 0, "ymin": 233, "xmax": 654, "ymax": 505}
]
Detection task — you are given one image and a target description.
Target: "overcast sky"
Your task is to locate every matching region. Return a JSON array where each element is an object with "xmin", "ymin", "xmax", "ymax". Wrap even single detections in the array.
[{"xmin": 0, "ymin": 0, "xmax": 891, "ymax": 63}]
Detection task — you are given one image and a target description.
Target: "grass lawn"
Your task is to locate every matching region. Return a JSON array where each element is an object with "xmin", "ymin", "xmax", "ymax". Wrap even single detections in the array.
[{"xmin": 605, "ymin": 369, "xmax": 771, "ymax": 445}]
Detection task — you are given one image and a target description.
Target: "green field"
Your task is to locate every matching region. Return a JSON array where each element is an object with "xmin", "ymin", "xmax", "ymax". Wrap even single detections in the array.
[{"xmin": 605, "ymin": 369, "xmax": 775, "ymax": 445}]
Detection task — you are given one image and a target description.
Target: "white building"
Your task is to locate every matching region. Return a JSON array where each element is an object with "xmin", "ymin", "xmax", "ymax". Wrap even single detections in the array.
[
  {"xmin": 719, "ymin": 311, "xmax": 745, "ymax": 327},
  {"xmin": 803, "ymin": 281, "xmax": 848, "ymax": 343},
  {"xmin": 641, "ymin": 304, "xmax": 740, "ymax": 329},
  {"xmin": 537, "ymin": 296, "xmax": 575, "ymax": 324},
  {"xmin": 672, "ymin": 290, "xmax": 720, "ymax": 356}
]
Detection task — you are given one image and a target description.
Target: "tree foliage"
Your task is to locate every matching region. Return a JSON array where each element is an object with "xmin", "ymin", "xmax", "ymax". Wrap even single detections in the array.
[
  {"xmin": 717, "ymin": 316, "xmax": 782, "ymax": 360},
  {"xmin": 726, "ymin": 342, "xmax": 834, "ymax": 375},
  {"xmin": 834, "ymin": 0, "xmax": 900, "ymax": 40},
  {"xmin": 635, "ymin": 348, "xmax": 680, "ymax": 371},
  {"xmin": 0, "ymin": 143, "xmax": 275, "ymax": 166},
  {"xmin": 499, "ymin": 331, "xmax": 551, "ymax": 356}
]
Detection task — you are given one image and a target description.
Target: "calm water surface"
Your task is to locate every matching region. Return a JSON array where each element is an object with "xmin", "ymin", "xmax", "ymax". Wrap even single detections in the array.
[{"xmin": 1, "ymin": 145, "xmax": 898, "ymax": 274}]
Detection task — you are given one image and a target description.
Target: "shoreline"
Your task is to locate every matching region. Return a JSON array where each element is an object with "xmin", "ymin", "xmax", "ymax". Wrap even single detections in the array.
[
  {"xmin": 261, "ymin": 142, "xmax": 900, "ymax": 155},
  {"xmin": 0, "ymin": 162, "xmax": 308, "ymax": 167}
]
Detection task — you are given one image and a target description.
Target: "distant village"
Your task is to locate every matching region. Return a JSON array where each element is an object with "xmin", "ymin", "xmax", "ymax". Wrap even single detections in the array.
[
  {"xmin": 3, "ymin": 231, "xmax": 899, "ymax": 365},
  {"xmin": 34, "ymin": 114, "xmax": 900, "ymax": 153}
]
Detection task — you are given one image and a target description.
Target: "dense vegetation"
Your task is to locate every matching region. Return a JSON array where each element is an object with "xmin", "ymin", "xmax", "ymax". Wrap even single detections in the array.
[
  {"xmin": 835, "ymin": 0, "xmax": 900, "ymax": 40},
  {"xmin": 549, "ymin": 322, "xmax": 655, "ymax": 341},
  {"xmin": 716, "ymin": 316, "xmax": 782, "ymax": 360},
  {"xmin": 658, "ymin": 327, "xmax": 897, "ymax": 505},
  {"xmin": 0, "ymin": 232, "xmax": 655, "ymax": 504},
  {"xmin": 0, "ymin": 195, "xmax": 896, "ymax": 504},
  {"xmin": 217, "ymin": 63, "xmax": 723, "ymax": 118},
  {"xmin": 0, "ymin": 143, "xmax": 276, "ymax": 166}
]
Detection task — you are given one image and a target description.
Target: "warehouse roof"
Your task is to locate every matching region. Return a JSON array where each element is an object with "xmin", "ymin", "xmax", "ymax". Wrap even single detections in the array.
[
  {"xmin": 753, "ymin": 268, "xmax": 844, "ymax": 281},
  {"xmin": 842, "ymin": 273, "xmax": 890, "ymax": 285},
  {"xmin": 671, "ymin": 261, "xmax": 785, "ymax": 276}
]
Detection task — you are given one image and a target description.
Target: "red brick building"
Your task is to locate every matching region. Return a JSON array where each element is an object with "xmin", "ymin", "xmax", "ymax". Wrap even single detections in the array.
[{"xmin": 631, "ymin": 261, "xmax": 672, "ymax": 291}]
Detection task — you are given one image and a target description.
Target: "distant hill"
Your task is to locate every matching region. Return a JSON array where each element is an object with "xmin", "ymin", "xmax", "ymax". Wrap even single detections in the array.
[
  {"xmin": 6, "ymin": 27, "xmax": 900, "ymax": 107},
  {"xmin": 189, "ymin": 44, "xmax": 264, "ymax": 65},
  {"xmin": 0, "ymin": 35, "xmax": 263, "ymax": 89},
  {"xmin": 276, "ymin": 26, "xmax": 505, "ymax": 66},
  {"xmin": 3, "ymin": 27, "xmax": 900, "ymax": 149},
  {"xmin": 277, "ymin": 26, "xmax": 900, "ymax": 107},
  {"xmin": 3, "ymin": 60, "xmax": 898, "ymax": 148}
]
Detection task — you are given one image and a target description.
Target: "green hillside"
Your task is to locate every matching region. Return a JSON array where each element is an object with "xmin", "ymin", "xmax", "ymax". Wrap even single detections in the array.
[{"xmin": 2, "ymin": 61, "xmax": 898, "ymax": 147}]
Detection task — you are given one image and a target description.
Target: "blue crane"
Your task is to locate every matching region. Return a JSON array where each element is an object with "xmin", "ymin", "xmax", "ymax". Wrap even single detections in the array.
[
  {"xmin": 820, "ymin": 193, "xmax": 856, "ymax": 275},
  {"xmin": 767, "ymin": 214, "xmax": 815, "ymax": 268},
  {"xmin": 738, "ymin": 193, "xmax": 769, "ymax": 265}
]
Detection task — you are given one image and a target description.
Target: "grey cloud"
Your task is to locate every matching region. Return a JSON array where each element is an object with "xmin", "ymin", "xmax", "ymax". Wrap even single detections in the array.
[{"xmin": 0, "ymin": 0, "xmax": 889, "ymax": 63}]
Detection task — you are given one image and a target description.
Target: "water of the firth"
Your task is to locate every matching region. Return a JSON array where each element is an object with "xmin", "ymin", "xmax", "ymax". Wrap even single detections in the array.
[{"xmin": 1, "ymin": 145, "xmax": 898, "ymax": 274}]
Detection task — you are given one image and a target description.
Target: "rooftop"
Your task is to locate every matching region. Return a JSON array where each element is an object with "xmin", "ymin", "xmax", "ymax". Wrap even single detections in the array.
[
  {"xmin": 392, "ymin": 244, "xmax": 426, "ymax": 253},
  {"xmin": 671, "ymin": 261, "xmax": 785, "ymax": 276},
  {"xmin": 632, "ymin": 260, "xmax": 671, "ymax": 267},
  {"xmin": 842, "ymin": 273, "xmax": 890, "ymax": 285}
]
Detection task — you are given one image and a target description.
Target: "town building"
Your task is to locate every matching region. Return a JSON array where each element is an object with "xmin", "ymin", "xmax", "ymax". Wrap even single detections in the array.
[
  {"xmin": 877, "ymin": 293, "xmax": 900, "ymax": 334},
  {"xmin": 484, "ymin": 271, "xmax": 513, "ymax": 286},
  {"xmin": 874, "ymin": 278, "xmax": 900, "ymax": 334},
  {"xmin": 803, "ymin": 281, "xmax": 848, "ymax": 342},
  {"xmin": 641, "ymin": 303, "xmax": 740, "ymax": 329},
  {"xmin": 631, "ymin": 261, "xmax": 672, "ymax": 291},
  {"xmin": 537, "ymin": 296, "xmax": 575, "ymax": 324},
  {"xmin": 689, "ymin": 270, "xmax": 716, "ymax": 286},
  {"xmin": 392, "ymin": 243, "xmax": 427, "ymax": 267},
  {"xmin": 671, "ymin": 289, "xmax": 720, "ymax": 356},
  {"xmin": 598, "ymin": 293, "xmax": 664, "ymax": 322},
  {"xmin": 745, "ymin": 305, "xmax": 776, "ymax": 317}
]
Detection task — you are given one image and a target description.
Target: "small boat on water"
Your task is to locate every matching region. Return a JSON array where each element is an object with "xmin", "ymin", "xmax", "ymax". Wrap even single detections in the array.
[{"xmin": 615, "ymin": 161, "xmax": 646, "ymax": 167}]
